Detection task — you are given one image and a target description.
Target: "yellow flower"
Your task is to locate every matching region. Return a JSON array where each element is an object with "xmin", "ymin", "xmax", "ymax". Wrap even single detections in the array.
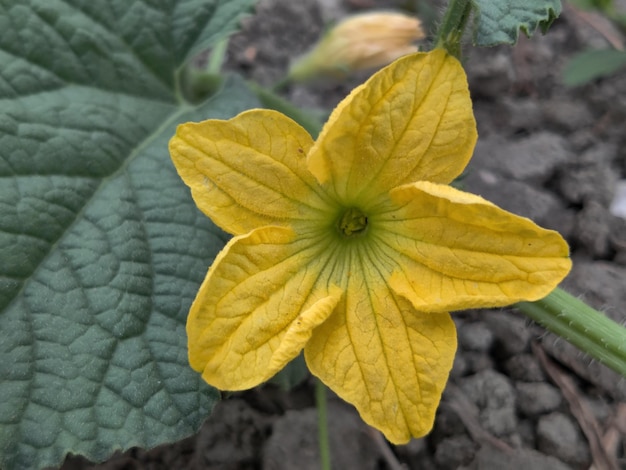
[
  {"xmin": 169, "ymin": 49, "xmax": 571, "ymax": 443},
  {"xmin": 288, "ymin": 11, "xmax": 425, "ymax": 81}
]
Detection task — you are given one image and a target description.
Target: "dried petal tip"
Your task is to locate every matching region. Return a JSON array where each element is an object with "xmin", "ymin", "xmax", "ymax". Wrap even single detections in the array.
[{"xmin": 288, "ymin": 12, "xmax": 425, "ymax": 82}]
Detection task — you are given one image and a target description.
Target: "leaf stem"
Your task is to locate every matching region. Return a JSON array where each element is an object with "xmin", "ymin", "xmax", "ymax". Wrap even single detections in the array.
[
  {"xmin": 207, "ymin": 38, "xmax": 229, "ymax": 74},
  {"xmin": 315, "ymin": 379, "xmax": 332, "ymax": 470},
  {"xmin": 272, "ymin": 77, "xmax": 291, "ymax": 93},
  {"xmin": 435, "ymin": 0, "xmax": 473, "ymax": 58},
  {"xmin": 173, "ymin": 67, "xmax": 186, "ymax": 105},
  {"xmin": 515, "ymin": 287, "xmax": 626, "ymax": 377}
]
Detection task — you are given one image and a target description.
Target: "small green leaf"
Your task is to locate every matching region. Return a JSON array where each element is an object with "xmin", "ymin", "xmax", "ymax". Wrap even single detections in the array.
[
  {"xmin": 0, "ymin": 1, "xmax": 258, "ymax": 469},
  {"xmin": 563, "ymin": 48, "xmax": 626, "ymax": 86},
  {"xmin": 472, "ymin": 0, "xmax": 562, "ymax": 46}
]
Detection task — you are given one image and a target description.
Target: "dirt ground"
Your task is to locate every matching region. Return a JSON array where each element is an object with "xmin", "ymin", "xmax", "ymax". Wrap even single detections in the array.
[{"xmin": 61, "ymin": 0, "xmax": 626, "ymax": 468}]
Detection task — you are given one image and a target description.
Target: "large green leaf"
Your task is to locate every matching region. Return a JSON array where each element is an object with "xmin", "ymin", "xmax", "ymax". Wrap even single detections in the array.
[
  {"xmin": 471, "ymin": 0, "xmax": 561, "ymax": 46},
  {"xmin": 0, "ymin": 1, "xmax": 259, "ymax": 469}
]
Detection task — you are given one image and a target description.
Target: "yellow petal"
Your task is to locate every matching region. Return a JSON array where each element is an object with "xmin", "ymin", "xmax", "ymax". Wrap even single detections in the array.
[
  {"xmin": 187, "ymin": 225, "xmax": 342, "ymax": 390},
  {"xmin": 169, "ymin": 109, "xmax": 332, "ymax": 235},
  {"xmin": 305, "ymin": 254, "xmax": 456, "ymax": 444},
  {"xmin": 375, "ymin": 181, "xmax": 572, "ymax": 312},
  {"xmin": 306, "ymin": 49, "xmax": 477, "ymax": 206}
]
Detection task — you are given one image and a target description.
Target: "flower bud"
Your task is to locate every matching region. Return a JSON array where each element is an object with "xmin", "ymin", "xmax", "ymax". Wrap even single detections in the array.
[{"xmin": 288, "ymin": 12, "xmax": 425, "ymax": 82}]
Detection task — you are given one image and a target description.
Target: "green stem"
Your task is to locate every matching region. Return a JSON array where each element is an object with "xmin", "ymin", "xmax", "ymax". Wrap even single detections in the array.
[
  {"xmin": 173, "ymin": 67, "xmax": 185, "ymax": 105},
  {"xmin": 435, "ymin": 0, "xmax": 473, "ymax": 58},
  {"xmin": 272, "ymin": 76, "xmax": 291, "ymax": 93},
  {"xmin": 516, "ymin": 287, "xmax": 626, "ymax": 377},
  {"xmin": 206, "ymin": 38, "xmax": 228, "ymax": 74},
  {"xmin": 315, "ymin": 379, "xmax": 331, "ymax": 470}
]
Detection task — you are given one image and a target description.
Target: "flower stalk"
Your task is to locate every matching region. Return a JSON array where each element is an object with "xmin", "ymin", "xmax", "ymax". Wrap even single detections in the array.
[
  {"xmin": 516, "ymin": 288, "xmax": 626, "ymax": 377},
  {"xmin": 316, "ymin": 379, "xmax": 331, "ymax": 470},
  {"xmin": 435, "ymin": 0, "xmax": 473, "ymax": 58}
]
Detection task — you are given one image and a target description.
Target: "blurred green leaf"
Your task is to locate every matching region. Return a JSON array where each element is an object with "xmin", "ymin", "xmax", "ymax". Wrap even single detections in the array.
[
  {"xmin": 472, "ymin": 0, "xmax": 562, "ymax": 46},
  {"xmin": 0, "ymin": 1, "xmax": 258, "ymax": 469},
  {"xmin": 563, "ymin": 48, "xmax": 626, "ymax": 86},
  {"xmin": 567, "ymin": 0, "xmax": 613, "ymax": 12}
]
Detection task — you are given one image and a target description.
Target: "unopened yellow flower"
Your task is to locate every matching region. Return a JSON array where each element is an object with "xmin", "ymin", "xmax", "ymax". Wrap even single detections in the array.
[
  {"xmin": 288, "ymin": 11, "xmax": 424, "ymax": 81},
  {"xmin": 169, "ymin": 49, "xmax": 571, "ymax": 443}
]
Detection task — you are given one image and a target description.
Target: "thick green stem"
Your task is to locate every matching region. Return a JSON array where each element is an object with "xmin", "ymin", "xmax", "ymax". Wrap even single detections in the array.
[
  {"xmin": 315, "ymin": 379, "xmax": 331, "ymax": 470},
  {"xmin": 435, "ymin": 0, "xmax": 473, "ymax": 58},
  {"xmin": 516, "ymin": 287, "xmax": 626, "ymax": 377}
]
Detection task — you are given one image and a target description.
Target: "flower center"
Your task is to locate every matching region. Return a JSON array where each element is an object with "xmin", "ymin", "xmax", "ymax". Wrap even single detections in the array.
[{"xmin": 337, "ymin": 207, "xmax": 368, "ymax": 237}]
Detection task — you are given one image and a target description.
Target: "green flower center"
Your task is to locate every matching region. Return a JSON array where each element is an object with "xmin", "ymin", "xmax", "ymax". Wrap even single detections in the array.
[{"xmin": 337, "ymin": 207, "xmax": 368, "ymax": 237}]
